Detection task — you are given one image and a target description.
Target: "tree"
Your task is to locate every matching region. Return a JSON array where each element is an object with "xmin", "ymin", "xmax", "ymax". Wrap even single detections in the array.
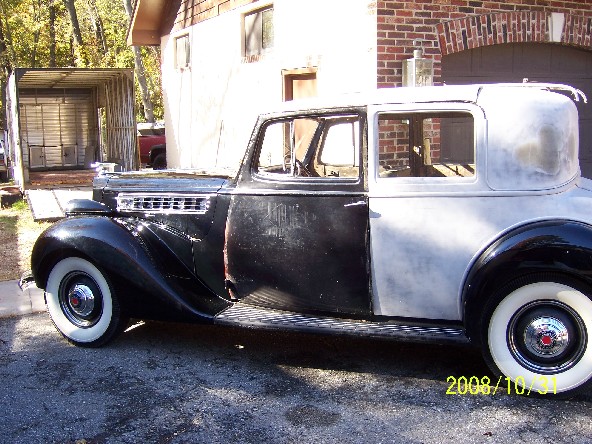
[
  {"xmin": 122, "ymin": 0, "xmax": 154, "ymax": 123},
  {"xmin": 0, "ymin": 0, "xmax": 164, "ymax": 123},
  {"xmin": 62, "ymin": 0, "xmax": 82, "ymax": 46},
  {"xmin": 63, "ymin": 0, "xmax": 89, "ymax": 65},
  {"xmin": 48, "ymin": 0, "xmax": 56, "ymax": 67}
]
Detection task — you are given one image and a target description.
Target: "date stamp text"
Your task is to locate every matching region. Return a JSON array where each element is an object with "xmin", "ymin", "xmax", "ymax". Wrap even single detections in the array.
[{"xmin": 446, "ymin": 375, "xmax": 557, "ymax": 396}]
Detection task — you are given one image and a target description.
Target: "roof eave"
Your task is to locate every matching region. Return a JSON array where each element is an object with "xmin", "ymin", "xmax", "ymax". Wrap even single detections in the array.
[{"xmin": 127, "ymin": 0, "xmax": 168, "ymax": 46}]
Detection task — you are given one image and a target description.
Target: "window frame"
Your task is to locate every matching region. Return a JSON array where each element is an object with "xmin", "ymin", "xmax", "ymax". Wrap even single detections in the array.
[
  {"xmin": 368, "ymin": 103, "xmax": 486, "ymax": 195},
  {"xmin": 248, "ymin": 111, "xmax": 366, "ymax": 187},
  {"xmin": 243, "ymin": 5, "xmax": 274, "ymax": 58},
  {"xmin": 377, "ymin": 111, "xmax": 475, "ymax": 179},
  {"xmin": 174, "ymin": 34, "xmax": 191, "ymax": 70}
]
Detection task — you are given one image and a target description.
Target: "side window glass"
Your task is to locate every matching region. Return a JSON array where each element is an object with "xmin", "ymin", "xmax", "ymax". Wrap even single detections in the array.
[
  {"xmin": 316, "ymin": 119, "xmax": 360, "ymax": 178},
  {"xmin": 255, "ymin": 114, "xmax": 361, "ymax": 179},
  {"xmin": 378, "ymin": 112, "xmax": 474, "ymax": 178}
]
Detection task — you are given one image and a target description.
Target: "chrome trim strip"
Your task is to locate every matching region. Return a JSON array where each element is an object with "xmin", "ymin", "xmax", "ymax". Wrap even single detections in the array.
[{"xmin": 116, "ymin": 193, "xmax": 212, "ymax": 214}]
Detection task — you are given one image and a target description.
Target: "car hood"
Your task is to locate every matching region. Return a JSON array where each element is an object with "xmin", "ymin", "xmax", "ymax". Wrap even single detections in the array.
[
  {"xmin": 92, "ymin": 169, "xmax": 234, "ymax": 241},
  {"xmin": 94, "ymin": 168, "xmax": 233, "ymax": 195}
]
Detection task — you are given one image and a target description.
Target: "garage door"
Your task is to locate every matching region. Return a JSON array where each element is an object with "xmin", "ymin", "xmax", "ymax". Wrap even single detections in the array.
[
  {"xmin": 18, "ymin": 90, "xmax": 95, "ymax": 170},
  {"xmin": 442, "ymin": 43, "xmax": 592, "ymax": 177}
]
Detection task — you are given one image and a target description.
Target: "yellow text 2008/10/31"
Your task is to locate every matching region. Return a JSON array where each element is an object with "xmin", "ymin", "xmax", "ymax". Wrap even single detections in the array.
[{"xmin": 446, "ymin": 375, "xmax": 558, "ymax": 396}]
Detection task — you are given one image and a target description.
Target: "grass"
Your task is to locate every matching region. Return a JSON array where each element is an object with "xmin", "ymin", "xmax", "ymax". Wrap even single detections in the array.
[{"xmin": 0, "ymin": 198, "xmax": 51, "ymax": 281}]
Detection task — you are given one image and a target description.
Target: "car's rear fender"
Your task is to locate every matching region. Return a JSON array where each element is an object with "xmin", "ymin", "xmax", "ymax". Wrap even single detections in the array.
[
  {"xmin": 31, "ymin": 216, "xmax": 230, "ymax": 321},
  {"xmin": 462, "ymin": 219, "xmax": 592, "ymax": 344}
]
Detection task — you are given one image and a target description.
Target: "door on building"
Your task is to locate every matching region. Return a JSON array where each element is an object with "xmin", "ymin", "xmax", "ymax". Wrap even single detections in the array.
[
  {"xmin": 442, "ymin": 43, "xmax": 592, "ymax": 176},
  {"xmin": 283, "ymin": 69, "xmax": 317, "ymax": 101}
]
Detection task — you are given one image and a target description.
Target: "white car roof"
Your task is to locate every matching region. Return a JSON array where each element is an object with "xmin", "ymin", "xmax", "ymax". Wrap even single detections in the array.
[{"xmin": 264, "ymin": 83, "xmax": 585, "ymax": 115}]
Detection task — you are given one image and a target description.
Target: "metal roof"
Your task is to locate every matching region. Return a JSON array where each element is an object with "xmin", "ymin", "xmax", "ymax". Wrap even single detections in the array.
[{"xmin": 14, "ymin": 68, "xmax": 134, "ymax": 89}]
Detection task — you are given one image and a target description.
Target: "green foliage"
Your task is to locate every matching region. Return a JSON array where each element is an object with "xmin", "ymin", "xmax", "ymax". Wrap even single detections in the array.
[
  {"xmin": 0, "ymin": 0, "xmax": 163, "ymax": 121},
  {"xmin": 10, "ymin": 198, "xmax": 28, "ymax": 211}
]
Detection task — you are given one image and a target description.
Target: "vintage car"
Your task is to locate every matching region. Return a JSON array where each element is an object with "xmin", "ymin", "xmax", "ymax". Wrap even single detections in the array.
[{"xmin": 28, "ymin": 84, "xmax": 592, "ymax": 396}]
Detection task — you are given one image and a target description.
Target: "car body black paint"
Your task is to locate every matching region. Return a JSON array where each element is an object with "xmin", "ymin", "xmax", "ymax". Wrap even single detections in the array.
[
  {"xmin": 31, "ymin": 216, "xmax": 229, "ymax": 321},
  {"xmin": 462, "ymin": 219, "xmax": 592, "ymax": 342}
]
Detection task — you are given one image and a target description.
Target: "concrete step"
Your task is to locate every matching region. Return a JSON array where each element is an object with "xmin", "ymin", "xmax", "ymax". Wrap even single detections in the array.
[{"xmin": 26, "ymin": 189, "xmax": 92, "ymax": 221}]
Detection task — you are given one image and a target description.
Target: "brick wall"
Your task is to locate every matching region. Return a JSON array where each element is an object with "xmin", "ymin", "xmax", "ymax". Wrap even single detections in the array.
[
  {"xmin": 172, "ymin": 0, "xmax": 258, "ymax": 32},
  {"xmin": 377, "ymin": 1, "xmax": 592, "ymax": 88}
]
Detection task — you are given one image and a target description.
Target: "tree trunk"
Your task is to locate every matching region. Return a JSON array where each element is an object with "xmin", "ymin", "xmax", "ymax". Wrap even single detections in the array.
[
  {"xmin": 31, "ymin": 0, "xmax": 42, "ymax": 67},
  {"xmin": 86, "ymin": 0, "xmax": 107, "ymax": 54},
  {"xmin": 123, "ymin": 0, "xmax": 155, "ymax": 123},
  {"xmin": 0, "ymin": 1, "xmax": 17, "ymax": 68},
  {"xmin": 49, "ymin": 0, "xmax": 56, "ymax": 67},
  {"xmin": 0, "ymin": 18, "xmax": 9, "ymax": 130},
  {"xmin": 63, "ymin": 0, "xmax": 87, "ymax": 65},
  {"xmin": 63, "ymin": 0, "xmax": 84, "ymax": 46}
]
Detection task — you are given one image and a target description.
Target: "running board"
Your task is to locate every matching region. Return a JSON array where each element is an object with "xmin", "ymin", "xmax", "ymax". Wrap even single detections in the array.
[{"xmin": 215, "ymin": 304, "xmax": 469, "ymax": 344}]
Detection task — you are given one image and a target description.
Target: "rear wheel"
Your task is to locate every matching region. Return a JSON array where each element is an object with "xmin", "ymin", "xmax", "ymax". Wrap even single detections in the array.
[
  {"xmin": 483, "ymin": 276, "xmax": 592, "ymax": 396},
  {"xmin": 152, "ymin": 153, "xmax": 166, "ymax": 170},
  {"xmin": 45, "ymin": 257, "xmax": 128, "ymax": 347}
]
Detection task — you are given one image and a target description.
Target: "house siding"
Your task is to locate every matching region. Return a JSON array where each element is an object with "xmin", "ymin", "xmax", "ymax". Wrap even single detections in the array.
[
  {"xmin": 163, "ymin": 0, "xmax": 378, "ymax": 170},
  {"xmin": 160, "ymin": 0, "xmax": 591, "ymax": 170}
]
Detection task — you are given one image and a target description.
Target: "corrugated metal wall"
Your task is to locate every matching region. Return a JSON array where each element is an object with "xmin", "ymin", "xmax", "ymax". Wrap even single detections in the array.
[
  {"xmin": 103, "ymin": 75, "xmax": 137, "ymax": 170},
  {"xmin": 19, "ymin": 90, "xmax": 97, "ymax": 170}
]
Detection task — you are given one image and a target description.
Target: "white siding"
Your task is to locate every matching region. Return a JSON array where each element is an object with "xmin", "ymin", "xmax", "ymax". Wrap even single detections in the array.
[{"xmin": 162, "ymin": 0, "xmax": 377, "ymax": 170}]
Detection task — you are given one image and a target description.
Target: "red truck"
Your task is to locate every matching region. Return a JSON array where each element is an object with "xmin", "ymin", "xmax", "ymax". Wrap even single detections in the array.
[{"xmin": 137, "ymin": 124, "xmax": 166, "ymax": 169}]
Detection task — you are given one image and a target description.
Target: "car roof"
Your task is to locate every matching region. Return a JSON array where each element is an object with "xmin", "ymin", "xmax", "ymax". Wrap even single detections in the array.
[{"xmin": 264, "ymin": 83, "xmax": 585, "ymax": 115}]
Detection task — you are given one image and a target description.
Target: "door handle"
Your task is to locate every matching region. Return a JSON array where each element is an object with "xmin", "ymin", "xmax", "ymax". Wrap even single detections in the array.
[{"xmin": 344, "ymin": 200, "xmax": 366, "ymax": 208}]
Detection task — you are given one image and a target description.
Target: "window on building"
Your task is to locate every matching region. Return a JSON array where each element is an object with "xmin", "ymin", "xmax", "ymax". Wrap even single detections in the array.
[
  {"xmin": 244, "ymin": 6, "xmax": 274, "ymax": 57},
  {"xmin": 175, "ymin": 34, "xmax": 190, "ymax": 69},
  {"xmin": 378, "ymin": 112, "xmax": 474, "ymax": 178}
]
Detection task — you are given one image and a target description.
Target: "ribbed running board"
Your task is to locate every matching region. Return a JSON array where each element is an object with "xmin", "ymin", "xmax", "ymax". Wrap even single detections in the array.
[{"xmin": 215, "ymin": 304, "xmax": 469, "ymax": 344}]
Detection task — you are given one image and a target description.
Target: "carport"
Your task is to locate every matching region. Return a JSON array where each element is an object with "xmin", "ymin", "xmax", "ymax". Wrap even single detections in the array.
[{"xmin": 5, "ymin": 68, "xmax": 137, "ymax": 190}]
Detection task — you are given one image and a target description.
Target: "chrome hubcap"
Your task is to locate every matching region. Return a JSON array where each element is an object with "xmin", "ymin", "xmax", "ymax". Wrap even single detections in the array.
[
  {"xmin": 67, "ymin": 284, "xmax": 96, "ymax": 318},
  {"xmin": 523, "ymin": 316, "xmax": 569, "ymax": 357},
  {"xmin": 508, "ymin": 300, "xmax": 586, "ymax": 374},
  {"xmin": 59, "ymin": 272, "xmax": 103, "ymax": 328}
]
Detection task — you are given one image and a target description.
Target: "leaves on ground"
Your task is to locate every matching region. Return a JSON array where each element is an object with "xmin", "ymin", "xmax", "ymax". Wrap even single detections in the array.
[{"xmin": 0, "ymin": 199, "xmax": 51, "ymax": 281}]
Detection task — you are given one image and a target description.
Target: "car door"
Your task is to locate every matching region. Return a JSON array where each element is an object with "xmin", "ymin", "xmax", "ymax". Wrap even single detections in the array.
[
  {"xmin": 368, "ymin": 103, "xmax": 485, "ymax": 321},
  {"xmin": 224, "ymin": 110, "xmax": 370, "ymax": 316}
]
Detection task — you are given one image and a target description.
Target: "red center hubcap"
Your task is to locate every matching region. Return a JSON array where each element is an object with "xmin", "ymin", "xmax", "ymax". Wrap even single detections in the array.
[{"xmin": 540, "ymin": 334, "xmax": 553, "ymax": 346}]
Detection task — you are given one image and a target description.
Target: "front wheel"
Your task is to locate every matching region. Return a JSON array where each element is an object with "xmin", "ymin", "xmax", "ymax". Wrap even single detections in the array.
[
  {"xmin": 483, "ymin": 276, "xmax": 592, "ymax": 396},
  {"xmin": 45, "ymin": 257, "xmax": 128, "ymax": 347}
]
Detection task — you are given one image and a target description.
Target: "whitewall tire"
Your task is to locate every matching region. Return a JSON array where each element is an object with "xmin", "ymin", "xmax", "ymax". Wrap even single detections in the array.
[
  {"xmin": 484, "ymin": 277, "xmax": 592, "ymax": 396},
  {"xmin": 46, "ymin": 257, "xmax": 127, "ymax": 347}
]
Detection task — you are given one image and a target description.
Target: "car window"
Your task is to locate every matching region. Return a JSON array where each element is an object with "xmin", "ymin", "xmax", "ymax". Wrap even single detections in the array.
[
  {"xmin": 378, "ymin": 112, "xmax": 474, "ymax": 178},
  {"xmin": 255, "ymin": 114, "xmax": 361, "ymax": 179}
]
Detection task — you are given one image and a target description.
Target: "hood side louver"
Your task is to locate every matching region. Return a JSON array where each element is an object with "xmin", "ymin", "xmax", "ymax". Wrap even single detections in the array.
[{"xmin": 116, "ymin": 193, "xmax": 211, "ymax": 214}]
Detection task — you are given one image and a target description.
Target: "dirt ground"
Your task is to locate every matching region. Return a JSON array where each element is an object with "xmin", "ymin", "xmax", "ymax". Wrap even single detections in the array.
[
  {"xmin": 0, "ymin": 198, "xmax": 51, "ymax": 281},
  {"xmin": 0, "ymin": 169, "xmax": 95, "ymax": 281}
]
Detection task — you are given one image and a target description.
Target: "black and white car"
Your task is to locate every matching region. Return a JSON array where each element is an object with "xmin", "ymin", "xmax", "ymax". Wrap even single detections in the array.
[{"xmin": 28, "ymin": 83, "xmax": 592, "ymax": 396}]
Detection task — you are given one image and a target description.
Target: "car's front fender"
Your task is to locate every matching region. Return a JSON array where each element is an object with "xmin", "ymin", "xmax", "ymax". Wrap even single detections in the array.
[
  {"xmin": 31, "ymin": 216, "xmax": 229, "ymax": 321},
  {"xmin": 462, "ymin": 219, "xmax": 592, "ymax": 343}
]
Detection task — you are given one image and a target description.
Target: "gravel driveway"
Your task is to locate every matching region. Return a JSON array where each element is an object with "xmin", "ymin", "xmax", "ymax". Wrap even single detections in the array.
[{"xmin": 1, "ymin": 313, "xmax": 591, "ymax": 443}]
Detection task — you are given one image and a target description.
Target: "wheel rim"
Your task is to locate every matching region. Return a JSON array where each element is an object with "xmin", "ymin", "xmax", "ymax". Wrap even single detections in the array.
[
  {"xmin": 58, "ymin": 272, "xmax": 104, "ymax": 328},
  {"xmin": 507, "ymin": 300, "xmax": 587, "ymax": 374}
]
